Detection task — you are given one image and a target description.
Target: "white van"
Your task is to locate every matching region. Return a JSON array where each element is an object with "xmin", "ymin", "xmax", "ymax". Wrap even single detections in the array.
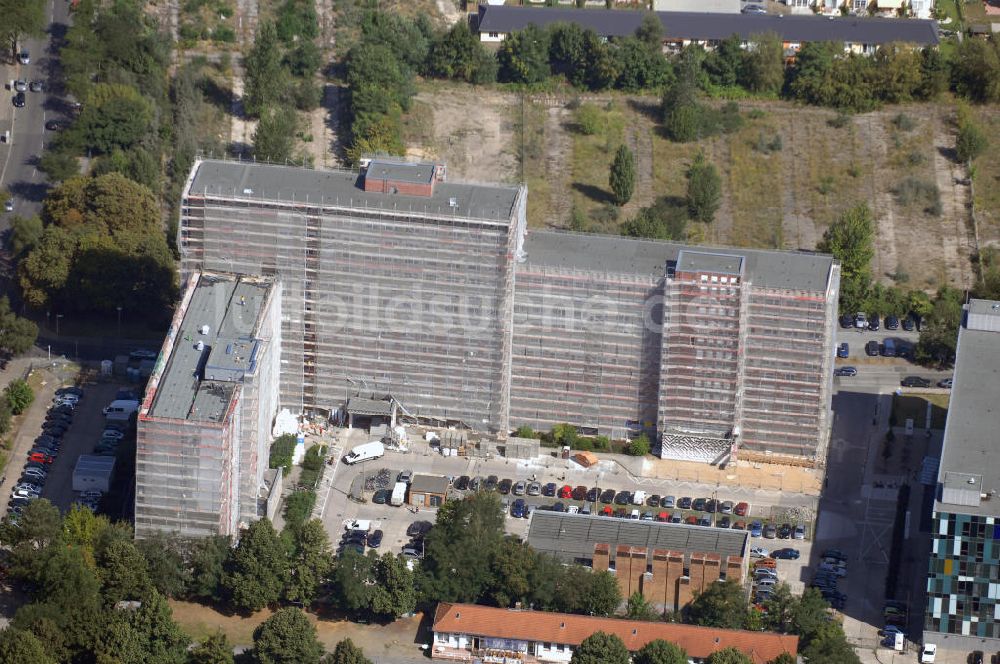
[
  {"xmin": 343, "ymin": 441, "xmax": 384, "ymax": 465},
  {"xmin": 102, "ymin": 400, "xmax": 139, "ymax": 416},
  {"xmin": 390, "ymin": 481, "xmax": 407, "ymax": 506},
  {"xmin": 631, "ymin": 490, "xmax": 647, "ymax": 506}
]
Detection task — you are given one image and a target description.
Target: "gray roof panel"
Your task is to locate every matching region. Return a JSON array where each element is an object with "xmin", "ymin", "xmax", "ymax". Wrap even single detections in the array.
[
  {"xmin": 188, "ymin": 159, "xmax": 521, "ymax": 223},
  {"xmin": 935, "ymin": 300, "xmax": 1000, "ymax": 517},
  {"xmin": 477, "ymin": 5, "xmax": 939, "ymax": 45},
  {"xmin": 521, "ymin": 230, "xmax": 835, "ymax": 292}
]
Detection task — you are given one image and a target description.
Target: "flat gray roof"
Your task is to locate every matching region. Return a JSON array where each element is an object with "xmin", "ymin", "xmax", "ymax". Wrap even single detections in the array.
[
  {"xmin": 346, "ymin": 396, "xmax": 395, "ymax": 417},
  {"xmin": 521, "ymin": 231, "xmax": 835, "ymax": 292},
  {"xmin": 410, "ymin": 474, "xmax": 450, "ymax": 494},
  {"xmin": 149, "ymin": 273, "xmax": 272, "ymax": 422},
  {"xmin": 935, "ymin": 300, "xmax": 1000, "ymax": 517},
  {"xmin": 477, "ymin": 5, "xmax": 939, "ymax": 45},
  {"xmin": 187, "ymin": 159, "xmax": 521, "ymax": 223},
  {"xmin": 366, "ymin": 159, "xmax": 435, "ymax": 185},
  {"xmin": 527, "ymin": 511, "xmax": 748, "ymax": 564},
  {"xmin": 677, "ymin": 250, "xmax": 745, "ymax": 277}
]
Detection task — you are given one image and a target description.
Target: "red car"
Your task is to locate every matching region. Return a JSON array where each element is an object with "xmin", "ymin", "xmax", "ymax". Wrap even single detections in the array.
[
  {"xmin": 600, "ymin": 505, "xmax": 614, "ymax": 516},
  {"xmin": 655, "ymin": 512, "xmax": 670, "ymax": 522},
  {"xmin": 684, "ymin": 515, "xmax": 698, "ymax": 525},
  {"xmin": 558, "ymin": 485, "xmax": 573, "ymax": 499},
  {"xmin": 28, "ymin": 452, "xmax": 54, "ymax": 464},
  {"xmin": 735, "ymin": 502, "xmax": 750, "ymax": 516}
]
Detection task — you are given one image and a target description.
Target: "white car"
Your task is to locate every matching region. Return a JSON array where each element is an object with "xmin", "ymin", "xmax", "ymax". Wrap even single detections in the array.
[
  {"xmin": 919, "ymin": 644, "xmax": 936, "ymax": 663},
  {"xmin": 101, "ymin": 429, "xmax": 125, "ymax": 439},
  {"xmin": 55, "ymin": 393, "xmax": 80, "ymax": 403},
  {"xmin": 750, "ymin": 546, "xmax": 769, "ymax": 558},
  {"xmin": 3, "ymin": 199, "xmax": 13, "ymax": 212},
  {"xmin": 11, "ymin": 487, "xmax": 40, "ymax": 499}
]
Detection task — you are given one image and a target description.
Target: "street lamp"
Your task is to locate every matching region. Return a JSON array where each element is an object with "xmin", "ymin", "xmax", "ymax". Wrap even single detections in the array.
[{"xmin": 55, "ymin": 314, "xmax": 64, "ymax": 337}]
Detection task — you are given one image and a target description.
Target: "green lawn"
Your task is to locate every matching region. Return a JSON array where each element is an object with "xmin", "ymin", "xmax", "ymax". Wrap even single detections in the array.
[{"xmin": 891, "ymin": 393, "xmax": 950, "ymax": 430}]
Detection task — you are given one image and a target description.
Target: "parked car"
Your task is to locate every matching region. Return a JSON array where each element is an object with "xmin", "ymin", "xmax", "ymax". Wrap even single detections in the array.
[
  {"xmin": 901, "ymin": 376, "xmax": 931, "ymax": 388},
  {"xmin": 733, "ymin": 520, "xmax": 746, "ymax": 530},
  {"xmin": 12, "ymin": 92, "xmax": 25, "ymax": 108},
  {"xmin": 885, "ymin": 315, "xmax": 899, "ymax": 330},
  {"xmin": 793, "ymin": 524, "xmax": 806, "ymax": 540},
  {"xmin": 498, "ymin": 478, "xmax": 513, "ymax": 495},
  {"xmin": 742, "ymin": 4, "xmax": 767, "ymax": 13},
  {"xmin": 868, "ymin": 315, "xmax": 880, "ymax": 331},
  {"xmin": 763, "ymin": 524, "xmax": 777, "ymax": 539},
  {"xmin": 28, "ymin": 452, "xmax": 54, "ymax": 465},
  {"xmin": 684, "ymin": 515, "xmax": 698, "ymax": 525},
  {"xmin": 367, "ymin": 529, "xmax": 384, "ymax": 548},
  {"xmin": 542, "ymin": 482, "xmax": 557, "ymax": 497},
  {"xmin": 772, "ymin": 548, "xmax": 800, "ymax": 560},
  {"xmin": 586, "ymin": 487, "xmax": 601, "ymax": 502},
  {"xmin": 750, "ymin": 521, "xmax": 763, "ymax": 537},
  {"xmin": 572, "ymin": 485, "xmax": 588, "ymax": 501},
  {"xmin": 558, "ymin": 485, "xmax": 573, "ymax": 499},
  {"xmin": 661, "ymin": 495, "xmax": 676, "ymax": 509},
  {"xmin": 398, "ymin": 470, "xmax": 413, "ymax": 484},
  {"xmin": 28, "ymin": 80, "xmax": 44, "ymax": 93},
  {"xmin": 13, "ymin": 80, "xmax": 27, "ymax": 92},
  {"xmin": 865, "ymin": 340, "xmax": 880, "ymax": 356},
  {"xmin": 406, "ymin": 521, "xmax": 433, "ymax": 538},
  {"xmin": 855, "ymin": 312, "xmax": 868, "ymax": 329},
  {"xmin": 512, "ymin": 481, "xmax": 526, "ymax": 496},
  {"xmin": 902, "ymin": 316, "xmax": 916, "ymax": 331},
  {"xmin": 372, "ymin": 489, "xmax": 390, "ymax": 504},
  {"xmin": 600, "ymin": 488, "xmax": 616, "ymax": 503},
  {"xmin": 704, "ymin": 498, "xmax": 717, "ymax": 513},
  {"xmin": 511, "ymin": 499, "xmax": 526, "ymax": 518},
  {"xmin": 527, "ymin": 481, "xmax": 542, "ymax": 496},
  {"xmin": 777, "ymin": 523, "xmax": 793, "ymax": 539},
  {"xmin": 614, "ymin": 491, "xmax": 631, "ymax": 505},
  {"xmin": 918, "ymin": 644, "xmax": 936, "ymax": 664},
  {"xmin": 692, "ymin": 497, "xmax": 707, "ymax": 512},
  {"xmin": 18, "ymin": 50, "xmax": 30, "ymax": 65},
  {"xmin": 937, "ymin": 378, "xmax": 953, "ymax": 389},
  {"xmin": 454, "ymin": 475, "xmax": 470, "ymax": 490},
  {"xmin": 837, "ymin": 342, "xmax": 849, "ymax": 358},
  {"xmin": 839, "ymin": 313, "xmax": 855, "ymax": 329},
  {"xmin": 647, "ymin": 494, "xmax": 661, "ymax": 507},
  {"xmin": 698, "ymin": 515, "xmax": 712, "ymax": 527},
  {"xmin": 677, "ymin": 496, "xmax": 692, "ymax": 509},
  {"xmin": 720, "ymin": 500, "xmax": 734, "ymax": 514},
  {"xmin": 552, "ymin": 502, "xmax": 565, "ymax": 513},
  {"xmin": 834, "ymin": 366, "xmax": 858, "ymax": 377},
  {"xmin": 484, "ymin": 475, "xmax": 498, "ymax": 491}
]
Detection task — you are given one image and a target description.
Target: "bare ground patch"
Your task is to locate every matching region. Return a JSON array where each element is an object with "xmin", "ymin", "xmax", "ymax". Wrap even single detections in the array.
[{"xmin": 401, "ymin": 87, "xmax": 976, "ymax": 288}]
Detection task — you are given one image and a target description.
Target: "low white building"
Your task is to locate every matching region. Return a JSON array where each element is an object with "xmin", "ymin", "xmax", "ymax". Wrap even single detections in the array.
[
  {"xmin": 73, "ymin": 455, "xmax": 116, "ymax": 493},
  {"xmin": 654, "ymin": 0, "xmax": 739, "ymax": 13}
]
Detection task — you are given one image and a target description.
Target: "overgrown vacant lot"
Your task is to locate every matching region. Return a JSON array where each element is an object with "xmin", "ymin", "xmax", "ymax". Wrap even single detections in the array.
[{"xmin": 403, "ymin": 82, "xmax": 978, "ymax": 290}]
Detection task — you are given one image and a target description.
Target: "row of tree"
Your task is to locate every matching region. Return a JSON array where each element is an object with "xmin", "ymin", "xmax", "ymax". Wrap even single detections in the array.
[
  {"xmin": 244, "ymin": 0, "xmax": 324, "ymax": 164},
  {"xmin": 0, "ymin": 499, "xmax": 386, "ymax": 663},
  {"xmin": 569, "ymin": 630, "xmax": 793, "ymax": 664}
]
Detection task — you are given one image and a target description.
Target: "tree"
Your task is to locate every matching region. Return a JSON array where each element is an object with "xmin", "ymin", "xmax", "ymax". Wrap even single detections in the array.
[
  {"xmin": 575, "ymin": 569, "xmax": 621, "ymax": 617},
  {"xmin": 426, "ymin": 22, "xmax": 496, "ymax": 84},
  {"xmin": 790, "ymin": 588, "xmax": 833, "ymax": 642},
  {"xmin": 635, "ymin": 13, "xmax": 664, "ymax": 52},
  {"xmin": 799, "ymin": 623, "xmax": 860, "ymax": 664},
  {"xmin": 189, "ymin": 631, "xmax": 235, "ymax": 664},
  {"xmin": 0, "ymin": 396, "xmax": 11, "ymax": 436},
  {"xmin": 254, "ymin": 106, "xmax": 299, "ymax": 164},
  {"xmin": 956, "ymin": 116, "xmax": 988, "ymax": 163},
  {"xmin": 705, "ymin": 35, "xmax": 742, "ymax": 88},
  {"xmin": 768, "ymin": 654, "xmax": 796, "ymax": 664},
  {"xmin": 223, "ymin": 519, "xmax": 289, "ymax": 612},
  {"xmin": 874, "ymin": 43, "xmax": 922, "ymax": 103},
  {"xmin": 0, "ymin": 0, "xmax": 46, "ymax": 59},
  {"xmin": 687, "ymin": 580, "xmax": 748, "ymax": 629},
  {"xmin": 626, "ymin": 591, "xmax": 659, "ymax": 621},
  {"xmin": 128, "ymin": 590, "xmax": 190, "ymax": 664},
  {"xmin": 285, "ymin": 519, "xmax": 332, "ymax": 606},
  {"xmin": 135, "ymin": 533, "xmax": 190, "ymax": 599},
  {"xmin": 252, "ymin": 608, "xmax": 324, "ymax": 664},
  {"xmin": 323, "ymin": 639, "xmax": 372, "ymax": 664},
  {"xmin": 99, "ymin": 540, "xmax": 153, "ymax": 605},
  {"xmin": 8, "ymin": 215, "xmax": 43, "ymax": 259},
  {"xmin": 570, "ymin": 632, "xmax": 630, "ymax": 664},
  {"xmin": 188, "ymin": 535, "xmax": 231, "ymax": 603},
  {"xmin": 0, "ymin": 297, "xmax": 38, "ymax": 356},
  {"xmin": 633, "ymin": 639, "xmax": 687, "ymax": 664},
  {"xmin": 686, "ymin": 153, "xmax": 722, "ymax": 224},
  {"xmin": 740, "ymin": 33, "xmax": 784, "ymax": 94},
  {"xmin": 329, "ymin": 549, "xmax": 375, "ymax": 614},
  {"xmin": 0, "ymin": 626, "xmax": 56, "ymax": 664},
  {"xmin": 916, "ymin": 286, "xmax": 963, "ymax": 363},
  {"xmin": 625, "ymin": 433, "xmax": 651, "ymax": 457},
  {"xmin": 817, "ymin": 203, "xmax": 875, "ymax": 306},
  {"xmin": 77, "ymin": 83, "xmax": 154, "ymax": 154},
  {"xmin": 706, "ymin": 647, "xmax": 753, "ymax": 664},
  {"xmin": 269, "ymin": 434, "xmax": 297, "ymax": 471},
  {"xmin": 622, "ymin": 198, "xmax": 687, "ymax": 241},
  {"xmin": 243, "ymin": 21, "xmax": 288, "ymax": 117},
  {"xmin": 487, "ymin": 538, "xmax": 536, "ymax": 608},
  {"xmin": 4, "ymin": 379, "xmax": 33, "ymax": 415},
  {"xmin": 609, "ymin": 145, "xmax": 636, "ymax": 206},
  {"xmin": 497, "ymin": 24, "xmax": 551, "ymax": 84},
  {"xmin": 950, "ymin": 36, "xmax": 1000, "ymax": 103},
  {"xmin": 370, "ymin": 552, "xmax": 417, "ymax": 620}
]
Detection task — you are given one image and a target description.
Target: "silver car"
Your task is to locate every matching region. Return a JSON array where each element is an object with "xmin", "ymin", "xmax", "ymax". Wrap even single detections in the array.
[
  {"xmin": 526, "ymin": 481, "xmax": 541, "ymax": 496},
  {"xmin": 13, "ymin": 80, "xmax": 27, "ymax": 92},
  {"xmin": 512, "ymin": 481, "xmax": 526, "ymax": 496}
]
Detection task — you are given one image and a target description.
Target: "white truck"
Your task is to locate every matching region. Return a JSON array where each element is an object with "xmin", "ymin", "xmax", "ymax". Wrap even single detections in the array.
[
  {"xmin": 631, "ymin": 490, "xmax": 647, "ymax": 506},
  {"xmin": 390, "ymin": 481, "xmax": 407, "ymax": 507},
  {"xmin": 343, "ymin": 441, "xmax": 385, "ymax": 465}
]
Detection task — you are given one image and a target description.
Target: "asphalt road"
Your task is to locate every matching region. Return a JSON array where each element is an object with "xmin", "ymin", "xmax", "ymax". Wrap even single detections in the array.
[{"xmin": 1, "ymin": 0, "xmax": 72, "ymax": 227}]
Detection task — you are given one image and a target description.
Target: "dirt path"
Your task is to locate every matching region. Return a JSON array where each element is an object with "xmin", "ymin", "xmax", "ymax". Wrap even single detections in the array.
[
  {"xmin": 435, "ymin": 0, "xmax": 463, "ymax": 25},
  {"xmin": 544, "ymin": 105, "xmax": 572, "ymax": 227},
  {"xmin": 623, "ymin": 120, "xmax": 654, "ymax": 215},
  {"xmin": 859, "ymin": 114, "xmax": 898, "ymax": 282},
  {"xmin": 932, "ymin": 110, "xmax": 976, "ymax": 286},
  {"xmin": 229, "ymin": 0, "xmax": 258, "ymax": 156}
]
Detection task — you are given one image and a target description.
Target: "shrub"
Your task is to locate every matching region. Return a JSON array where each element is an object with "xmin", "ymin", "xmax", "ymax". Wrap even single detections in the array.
[
  {"xmin": 747, "ymin": 108, "xmax": 766, "ymax": 120},
  {"xmin": 817, "ymin": 175, "xmax": 835, "ymax": 195},
  {"xmin": 906, "ymin": 151, "xmax": 925, "ymax": 166},
  {"xmin": 298, "ymin": 444, "xmax": 326, "ymax": 488},
  {"xmin": 625, "ymin": 434, "xmax": 651, "ymax": 457},
  {"xmin": 892, "ymin": 112, "xmax": 916, "ymax": 131},
  {"xmin": 283, "ymin": 490, "xmax": 316, "ymax": 530},
  {"xmin": 269, "ymin": 434, "xmax": 297, "ymax": 472},
  {"xmin": 4, "ymin": 379, "xmax": 33, "ymax": 415},
  {"xmin": 212, "ymin": 25, "xmax": 236, "ymax": 43},
  {"xmin": 956, "ymin": 118, "xmax": 988, "ymax": 163},
  {"xmin": 893, "ymin": 177, "xmax": 941, "ymax": 216},
  {"xmin": 514, "ymin": 425, "xmax": 537, "ymax": 439},
  {"xmin": 827, "ymin": 112, "xmax": 851, "ymax": 129},
  {"xmin": 754, "ymin": 131, "xmax": 782, "ymax": 154},
  {"xmin": 609, "ymin": 145, "xmax": 636, "ymax": 206},
  {"xmin": 575, "ymin": 104, "xmax": 604, "ymax": 136}
]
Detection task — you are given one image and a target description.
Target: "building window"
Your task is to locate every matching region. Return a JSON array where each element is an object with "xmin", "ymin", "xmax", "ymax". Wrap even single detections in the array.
[{"xmin": 488, "ymin": 32, "xmax": 499, "ymax": 38}]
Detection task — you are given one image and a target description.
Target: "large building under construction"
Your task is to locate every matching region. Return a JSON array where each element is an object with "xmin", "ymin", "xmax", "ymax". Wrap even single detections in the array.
[
  {"xmin": 179, "ymin": 159, "xmax": 838, "ymax": 468},
  {"xmin": 135, "ymin": 272, "xmax": 281, "ymax": 537}
]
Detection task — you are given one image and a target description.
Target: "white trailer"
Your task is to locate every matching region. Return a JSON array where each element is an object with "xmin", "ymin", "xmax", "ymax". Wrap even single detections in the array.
[
  {"xmin": 631, "ymin": 490, "xmax": 647, "ymax": 506},
  {"xmin": 390, "ymin": 481, "xmax": 407, "ymax": 506},
  {"xmin": 343, "ymin": 441, "xmax": 385, "ymax": 464},
  {"xmin": 73, "ymin": 455, "xmax": 116, "ymax": 493}
]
